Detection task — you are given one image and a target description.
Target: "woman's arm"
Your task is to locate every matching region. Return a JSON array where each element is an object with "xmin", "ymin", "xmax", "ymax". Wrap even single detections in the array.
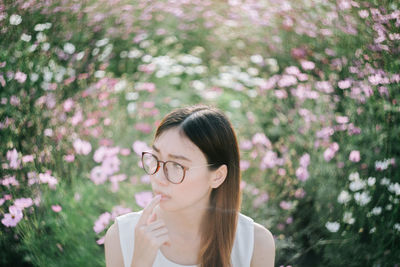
[
  {"xmin": 251, "ymin": 223, "xmax": 275, "ymax": 267},
  {"xmin": 104, "ymin": 222, "xmax": 124, "ymax": 267}
]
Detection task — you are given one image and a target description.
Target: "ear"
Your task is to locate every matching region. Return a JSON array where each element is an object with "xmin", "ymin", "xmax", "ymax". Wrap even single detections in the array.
[{"xmin": 210, "ymin": 164, "xmax": 228, "ymax": 189}]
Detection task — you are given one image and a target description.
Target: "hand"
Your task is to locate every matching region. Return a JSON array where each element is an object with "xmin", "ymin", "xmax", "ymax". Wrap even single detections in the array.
[{"xmin": 130, "ymin": 195, "xmax": 170, "ymax": 267}]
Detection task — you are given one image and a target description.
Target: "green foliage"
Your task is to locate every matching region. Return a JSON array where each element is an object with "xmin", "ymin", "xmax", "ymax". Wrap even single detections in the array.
[{"xmin": 1, "ymin": 0, "xmax": 399, "ymax": 266}]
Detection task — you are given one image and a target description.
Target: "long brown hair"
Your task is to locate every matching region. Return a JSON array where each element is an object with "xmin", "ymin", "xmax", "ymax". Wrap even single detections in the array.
[{"xmin": 154, "ymin": 105, "xmax": 241, "ymax": 267}]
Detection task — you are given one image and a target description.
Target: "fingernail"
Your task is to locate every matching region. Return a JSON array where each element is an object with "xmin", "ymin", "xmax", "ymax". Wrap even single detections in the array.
[{"xmin": 155, "ymin": 194, "xmax": 161, "ymax": 200}]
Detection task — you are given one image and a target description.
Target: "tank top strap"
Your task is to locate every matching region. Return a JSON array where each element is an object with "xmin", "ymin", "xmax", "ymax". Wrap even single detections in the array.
[
  {"xmin": 231, "ymin": 212, "xmax": 255, "ymax": 267},
  {"xmin": 115, "ymin": 211, "xmax": 143, "ymax": 267}
]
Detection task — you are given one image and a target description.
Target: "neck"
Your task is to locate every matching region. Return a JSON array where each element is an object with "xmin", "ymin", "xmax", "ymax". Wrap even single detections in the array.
[{"xmin": 157, "ymin": 204, "xmax": 209, "ymax": 239}]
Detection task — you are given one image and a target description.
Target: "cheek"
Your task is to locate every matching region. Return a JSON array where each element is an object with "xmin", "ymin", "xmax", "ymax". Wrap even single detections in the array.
[{"xmin": 173, "ymin": 174, "xmax": 211, "ymax": 198}]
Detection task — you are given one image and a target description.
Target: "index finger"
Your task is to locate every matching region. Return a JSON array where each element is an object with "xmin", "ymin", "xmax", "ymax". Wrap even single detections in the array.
[{"xmin": 137, "ymin": 194, "xmax": 161, "ymax": 226}]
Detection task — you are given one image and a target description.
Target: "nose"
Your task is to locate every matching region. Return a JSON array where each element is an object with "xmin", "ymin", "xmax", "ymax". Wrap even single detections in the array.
[{"xmin": 152, "ymin": 162, "xmax": 169, "ymax": 186}]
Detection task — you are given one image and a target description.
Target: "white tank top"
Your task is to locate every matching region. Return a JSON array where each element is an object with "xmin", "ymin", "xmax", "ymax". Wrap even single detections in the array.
[{"xmin": 115, "ymin": 211, "xmax": 254, "ymax": 267}]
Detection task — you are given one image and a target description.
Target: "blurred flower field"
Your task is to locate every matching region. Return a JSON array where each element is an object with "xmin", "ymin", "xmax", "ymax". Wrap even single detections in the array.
[{"xmin": 1, "ymin": 0, "xmax": 399, "ymax": 266}]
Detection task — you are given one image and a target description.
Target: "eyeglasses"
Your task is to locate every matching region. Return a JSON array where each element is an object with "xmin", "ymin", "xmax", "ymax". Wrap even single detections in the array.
[{"xmin": 141, "ymin": 152, "xmax": 214, "ymax": 184}]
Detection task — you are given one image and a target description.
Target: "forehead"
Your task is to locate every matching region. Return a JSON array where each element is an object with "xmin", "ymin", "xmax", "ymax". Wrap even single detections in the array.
[{"xmin": 153, "ymin": 128, "xmax": 205, "ymax": 160}]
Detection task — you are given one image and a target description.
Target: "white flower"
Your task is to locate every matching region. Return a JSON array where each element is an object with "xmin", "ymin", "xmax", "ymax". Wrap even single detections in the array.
[
  {"xmin": 21, "ymin": 33, "xmax": 32, "ymax": 42},
  {"xmin": 34, "ymin": 23, "xmax": 52, "ymax": 31},
  {"xmin": 386, "ymin": 204, "xmax": 392, "ymax": 210},
  {"xmin": 76, "ymin": 51, "xmax": 85, "ymax": 61},
  {"xmin": 192, "ymin": 80, "xmax": 205, "ymax": 91},
  {"xmin": 41, "ymin": 43, "xmax": 50, "ymax": 51},
  {"xmin": 325, "ymin": 221, "xmax": 340, "ymax": 232},
  {"xmin": 114, "ymin": 80, "xmax": 127, "ymax": 92},
  {"xmin": 371, "ymin": 207, "xmax": 382, "ymax": 215},
  {"xmin": 30, "ymin": 73, "xmax": 39, "ymax": 82},
  {"xmin": 127, "ymin": 102, "xmax": 136, "ymax": 114},
  {"xmin": 369, "ymin": 227, "xmax": 376, "ymax": 234},
  {"xmin": 94, "ymin": 70, "xmax": 105, "ymax": 78},
  {"xmin": 10, "ymin": 14, "xmax": 22, "ymax": 25},
  {"xmin": 63, "ymin": 43, "xmax": 75, "ymax": 54},
  {"xmin": 337, "ymin": 190, "xmax": 351, "ymax": 204},
  {"xmin": 350, "ymin": 179, "xmax": 366, "ymax": 192},
  {"xmin": 354, "ymin": 191, "xmax": 371, "ymax": 206},
  {"xmin": 367, "ymin": 177, "xmax": 376, "ymax": 186},
  {"xmin": 36, "ymin": 32, "xmax": 47, "ymax": 42},
  {"xmin": 394, "ymin": 223, "xmax": 400, "ymax": 232},
  {"xmin": 343, "ymin": 212, "xmax": 355, "ymax": 224},
  {"xmin": 348, "ymin": 172, "xmax": 360, "ymax": 181},
  {"xmin": 380, "ymin": 177, "xmax": 390, "ymax": 186},
  {"xmin": 230, "ymin": 100, "xmax": 241, "ymax": 108},
  {"xmin": 96, "ymin": 38, "xmax": 109, "ymax": 47},
  {"xmin": 375, "ymin": 159, "xmax": 390, "ymax": 170},
  {"xmin": 250, "ymin": 54, "xmax": 264, "ymax": 65},
  {"xmin": 388, "ymin": 182, "xmax": 400, "ymax": 196}
]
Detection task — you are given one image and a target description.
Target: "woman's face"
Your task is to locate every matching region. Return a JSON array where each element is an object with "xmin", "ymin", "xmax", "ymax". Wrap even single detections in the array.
[{"xmin": 150, "ymin": 127, "xmax": 214, "ymax": 212}]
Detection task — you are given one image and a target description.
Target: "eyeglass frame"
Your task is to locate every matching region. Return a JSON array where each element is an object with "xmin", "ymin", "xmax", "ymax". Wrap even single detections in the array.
[{"xmin": 141, "ymin": 151, "xmax": 215, "ymax": 184}]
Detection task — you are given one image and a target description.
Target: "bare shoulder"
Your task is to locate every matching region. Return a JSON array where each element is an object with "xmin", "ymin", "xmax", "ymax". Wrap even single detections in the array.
[
  {"xmin": 251, "ymin": 222, "xmax": 275, "ymax": 267},
  {"xmin": 104, "ymin": 222, "xmax": 124, "ymax": 267}
]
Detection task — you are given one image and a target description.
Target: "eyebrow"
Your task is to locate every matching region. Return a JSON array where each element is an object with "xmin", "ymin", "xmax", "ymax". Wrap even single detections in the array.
[{"xmin": 152, "ymin": 144, "xmax": 192, "ymax": 162}]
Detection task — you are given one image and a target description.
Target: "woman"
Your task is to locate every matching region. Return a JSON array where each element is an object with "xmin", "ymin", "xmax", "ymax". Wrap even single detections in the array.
[{"xmin": 105, "ymin": 105, "xmax": 275, "ymax": 267}]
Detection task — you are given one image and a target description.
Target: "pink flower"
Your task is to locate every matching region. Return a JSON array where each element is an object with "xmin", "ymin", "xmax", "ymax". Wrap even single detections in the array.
[
  {"xmin": 71, "ymin": 110, "xmax": 83, "ymax": 125},
  {"xmin": 279, "ymin": 201, "xmax": 292, "ymax": 210},
  {"xmin": 299, "ymin": 153, "xmax": 310, "ymax": 167},
  {"xmin": 296, "ymin": 166, "xmax": 309, "ymax": 182},
  {"xmin": 63, "ymin": 98, "xmax": 74, "ymax": 112},
  {"xmin": 300, "ymin": 60, "xmax": 315, "ymax": 70},
  {"xmin": 260, "ymin": 151, "xmax": 278, "ymax": 170},
  {"xmin": 278, "ymin": 75, "xmax": 297, "ymax": 87},
  {"xmin": 22, "ymin": 155, "xmax": 34, "ymax": 163},
  {"xmin": 1, "ymin": 206, "xmax": 23, "ymax": 227},
  {"xmin": 349, "ymin": 150, "xmax": 360, "ymax": 162},
  {"xmin": 240, "ymin": 140, "xmax": 253, "ymax": 150},
  {"xmin": 38, "ymin": 172, "xmax": 58, "ymax": 189},
  {"xmin": 140, "ymin": 175, "xmax": 151, "ymax": 184},
  {"xmin": 1, "ymin": 175, "xmax": 19, "ymax": 188},
  {"xmin": 111, "ymin": 205, "xmax": 132, "ymax": 220},
  {"xmin": 119, "ymin": 148, "xmax": 131, "ymax": 156},
  {"xmin": 96, "ymin": 236, "xmax": 105, "ymax": 245},
  {"xmin": 253, "ymin": 193, "xmax": 269, "ymax": 208},
  {"xmin": 109, "ymin": 174, "xmax": 127, "ymax": 192},
  {"xmin": 10, "ymin": 95, "xmax": 20, "ymax": 106},
  {"xmin": 294, "ymin": 188, "xmax": 306, "ymax": 199},
  {"xmin": 324, "ymin": 142, "xmax": 339, "ymax": 162},
  {"xmin": 338, "ymin": 79, "xmax": 351, "ymax": 89},
  {"xmin": 252, "ymin": 133, "xmax": 272, "ymax": 148},
  {"xmin": 90, "ymin": 166, "xmax": 108, "ymax": 185},
  {"xmin": 93, "ymin": 146, "xmax": 109, "ymax": 163},
  {"xmin": 7, "ymin": 148, "xmax": 21, "ymax": 169},
  {"xmin": 336, "ymin": 116, "xmax": 349, "ymax": 124},
  {"xmin": 278, "ymin": 168, "xmax": 286, "ymax": 176},
  {"xmin": 93, "ymin": 212, "xmax": 111, "ymax": 234},
  {"xmin": 274, "ymin": 89, "xmax": 288, "ymax": 99},
  {"xmin": 135, "ymin": 123, "xmax": 152, "ymax": 134},
  {"xmin": 136, "ymin": 82, "xmax": 156, "ymax": 92},
  {"xmin": 63, "ymin": 154, "xmax": 75, "ymax": 162},
  {"xmin": 135, "ymin": 191, "xmax": 153, "ymax": 208},
  {"xmin": 240, "ymin": 160, "xmax": 251, "ymax": 171},
  {"xmin": 51, "ymin": 205, "xmax": 62, "ymax": 213},
  {"xmin": 132, "ymin": 141, "xmax": 151, "ymax": 156},
  {"xmin": 73, "ymin": 139, "xmax": 92, "ymax": 155},
  {"xmin": 14, "ymin": 71, "xmax": 27, "ymax": 83},
  {"xmin": 101, "ymin": 156, "xmax": 120, "ymax": 176},
  {"xmin": 14, "ymin": 198, "xmax": 33, "ymax": 209}
]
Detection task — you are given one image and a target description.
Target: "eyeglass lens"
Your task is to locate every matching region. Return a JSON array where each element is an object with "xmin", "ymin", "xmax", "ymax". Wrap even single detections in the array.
[{"xmin": 142, "ymin": 153, "xmax": 185, "ymax": 183}]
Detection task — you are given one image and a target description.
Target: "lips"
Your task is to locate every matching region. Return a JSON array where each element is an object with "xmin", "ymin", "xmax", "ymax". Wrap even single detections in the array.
[{"xmin": 153, "ymin": 190, "xmax": 171, "ymax": 200}]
